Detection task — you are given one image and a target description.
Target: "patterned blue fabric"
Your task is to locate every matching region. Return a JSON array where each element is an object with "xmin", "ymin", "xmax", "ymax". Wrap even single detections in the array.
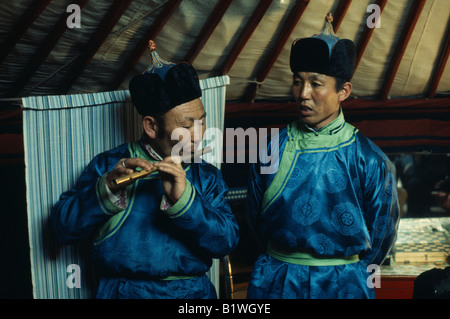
[
  {"xmin": 96, "ymin": 275, "xmax": 216, "ymax": 299},
  {"xmin": 246, "ymin": 111, "xmax": 399, "ymax": 299},
  {"xmin": 248, "ymin": 254, "xmax": 374, "ymax": 299},
  {"xmin": 22, "ymin": 76, "xmax": 229, "ymax": 299},
  {"xmin": 51, "ymin": 142, "xmax": 239, "ymax": 299}
]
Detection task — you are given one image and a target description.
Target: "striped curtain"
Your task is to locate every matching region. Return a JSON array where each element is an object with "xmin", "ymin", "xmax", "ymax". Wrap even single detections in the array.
[{"xmin": 22, "ymin": 75, "xmax": 229, "ymax": 299}]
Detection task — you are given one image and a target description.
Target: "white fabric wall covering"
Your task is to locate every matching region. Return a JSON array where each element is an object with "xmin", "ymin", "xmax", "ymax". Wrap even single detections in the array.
[{"xmin": 22, "ymin": 75, "xmax": 229, "ymax": 299}]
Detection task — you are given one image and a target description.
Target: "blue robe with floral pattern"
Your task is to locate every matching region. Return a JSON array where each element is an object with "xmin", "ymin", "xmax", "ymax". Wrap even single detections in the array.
[
  {"xmin": 51, "ymin": 141, "xmax": 239, "ymax": 299},
  {"xmin": 246, "ymin": 111, "xmax": 399, "ymax": 299}
]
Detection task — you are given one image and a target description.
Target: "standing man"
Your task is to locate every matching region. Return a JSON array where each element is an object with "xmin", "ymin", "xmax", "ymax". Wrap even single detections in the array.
[
  {"xmin": 246, "ymin": 14, "xmax": 399, "ymax": 299},
  {"xmin": 51, "ymin": 61, "xmax": 239, "ymax": 299}
]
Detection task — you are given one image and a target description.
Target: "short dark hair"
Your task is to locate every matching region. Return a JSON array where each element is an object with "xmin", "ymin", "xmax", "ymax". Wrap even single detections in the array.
[
  {"xmin": 155, "ymin": 114, "xmax": 166, "ymax": 139},
  {"xmin": 334, "ymin": 77, "xmax": 347, "ymax": 92}
]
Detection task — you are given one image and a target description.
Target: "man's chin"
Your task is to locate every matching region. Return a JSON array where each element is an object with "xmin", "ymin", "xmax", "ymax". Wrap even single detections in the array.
[{"xmin": 299, "ymin": 116, "xmax": 313, "ymax": 125}]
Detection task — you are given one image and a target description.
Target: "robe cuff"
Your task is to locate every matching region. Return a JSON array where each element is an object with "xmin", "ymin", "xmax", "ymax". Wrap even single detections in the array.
[
  {"xmin": 96, "ymin": 174, "xmax": 127, "ymax": 215},
  {"xmin": 163, "ymin": 180, "xmax": 195, "ymax": 219},
  {"xmin": 160, "ymin": 195, "xmax": 173, "ymax": 210}
]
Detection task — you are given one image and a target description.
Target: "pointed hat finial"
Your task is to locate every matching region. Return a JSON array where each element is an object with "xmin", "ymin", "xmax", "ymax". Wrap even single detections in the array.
[
  {"xmin": 143, "ymin": 40, "xmax": 175, "ymax": 79},
  {"xmin": 310, "ymin": 12, "xmax": 339, "ymax": 55}
]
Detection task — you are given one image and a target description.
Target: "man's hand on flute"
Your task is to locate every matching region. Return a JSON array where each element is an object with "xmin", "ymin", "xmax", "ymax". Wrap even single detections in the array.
[
  {"xmin": 105, "ymin": 155, "xmax": 186, "ymax": 204},
  {"xmin": 154, "ymin": 155, "xmax": 186, "ymax": 204},
  {"xmin": 105, "ymin": 157, "xmax": 155, "ymax": 192}
]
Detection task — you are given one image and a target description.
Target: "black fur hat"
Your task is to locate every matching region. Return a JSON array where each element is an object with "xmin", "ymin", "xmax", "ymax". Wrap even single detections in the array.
[
  {"xmin": 290, "ymin": 13, "xmax": 356, "ymax": 81},
  {"xmin": 129, "ymin": 62, "xmax": 202, "ymax": 117}
]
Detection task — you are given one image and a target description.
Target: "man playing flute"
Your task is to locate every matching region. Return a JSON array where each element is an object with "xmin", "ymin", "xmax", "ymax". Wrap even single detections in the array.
[{"xmin": 51, "ymin": 59, "xmax": 239, "ymax": 299}]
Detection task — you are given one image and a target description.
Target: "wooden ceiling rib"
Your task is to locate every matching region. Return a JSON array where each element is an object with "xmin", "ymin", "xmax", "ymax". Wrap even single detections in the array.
[
  {"xmin": 108, "ymin": 0, "xmax": 182, "ymax": 91},
  {"xmin": 427, "ymin": 20, "xmax": 450, "ymax": 98},
  {"xmin": 355, "ymin": 0, "xmax": 388, "ymax": 70},
  {"xmin": 57, "ymin": 0, "xmax": 133, "ymax": 94},
  {"xmin": 332, "ymin": 0, "xmax": 352, "ymax": 32},
  {"xmin": 244, "ymin": 0, "xmax": 311, "ymax": 102},
  {"xmin": 379, "ymin": 0, "xmax": 426, "ymax": 100},
  {"xmin": 0, "ymin": 0, "xmax": 448, "ymax": 102},
  {"xmin": 0, "ymin": 0, "xmax": 52, "ymax": 64},
  {"xmin": 219, "ymin": 0, "xmax": 273, "ymax": 75},
  {"xmin": 8, "ymin": 0, "xmax": 90, "ymax": 97},
  {"xmin": 184, "ymin": 0, "xmax": 233, "ymax": 64}
]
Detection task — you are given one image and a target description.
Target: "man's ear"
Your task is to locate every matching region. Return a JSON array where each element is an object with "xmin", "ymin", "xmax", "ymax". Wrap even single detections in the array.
[
  {"xmin": 142, "ymin": 116, "xmax": 158, "ymax": 139},
  {"xmin": 338, "ymin": 82, "xmax": 352, "ymax": 102}
]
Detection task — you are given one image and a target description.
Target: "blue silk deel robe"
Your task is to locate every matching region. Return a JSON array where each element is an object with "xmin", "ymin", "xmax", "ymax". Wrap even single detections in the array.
[
  {"xmin": 51, "ymin": 141, "xmax": 239, "ymax": 299},
  {"xmin": 246, "ymin": 111, "xmax": 399, "ymax": 299}
]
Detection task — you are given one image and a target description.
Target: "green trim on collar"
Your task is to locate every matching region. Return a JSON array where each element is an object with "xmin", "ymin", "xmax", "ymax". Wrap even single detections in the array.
[
  {"xmin": 93, "ymin": 142, "xmax": 195, "ymax": 245},
  {"xmin": 261, "ymin": 112, "xmax": 358, "ymax": 214},
  {"xmin": 128, "ymin": 141, "xmax": 157, "ymax": 163},
  {"xmin": 261, "ymin": 149, "xmax": 299, "ymax": 214},
  {"xmin": 289, "ymin": 108, "xmax": 349, "ymax": 139},
  {"xmin": 93, "ymin": 181, "xmax": 139, "ymax": 246}
]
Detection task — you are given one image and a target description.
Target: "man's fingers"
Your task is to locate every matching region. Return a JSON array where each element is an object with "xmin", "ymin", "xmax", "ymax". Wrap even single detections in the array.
[
  {"xmin": 120, "ymin": 158, "xmax": 153, "ymax": 172},
  {"xmin": 116, "ymin": 166, "xmax": 134, "ymax": 175},
  {"xmin": 160, "ymin": 155, "xmax": 182, "ymax": 165},
  {"xmin": 155, "ymin": 162, "xmax": 184, "ymax": 175}
]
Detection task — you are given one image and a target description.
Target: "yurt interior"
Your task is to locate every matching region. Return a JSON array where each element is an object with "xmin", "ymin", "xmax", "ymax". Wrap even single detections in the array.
[{"xmin": 1, "ymin": 0, "xmax": 449, "ymax": 301}]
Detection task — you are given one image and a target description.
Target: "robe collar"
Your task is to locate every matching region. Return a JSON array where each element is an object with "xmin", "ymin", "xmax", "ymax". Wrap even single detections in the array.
[
  {"xmin": 292, "ymin": 108, "xmax": 346, "ymax": 138},
  {"xmin": 139, "ymin": 134, "xmax": 163, "ymax": 161}
]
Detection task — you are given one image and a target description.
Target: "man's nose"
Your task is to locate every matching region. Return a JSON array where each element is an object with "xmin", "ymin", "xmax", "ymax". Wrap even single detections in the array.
[{"xmin": 300, "ymin": 83, "xmax": 311, "ymax": 99}]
